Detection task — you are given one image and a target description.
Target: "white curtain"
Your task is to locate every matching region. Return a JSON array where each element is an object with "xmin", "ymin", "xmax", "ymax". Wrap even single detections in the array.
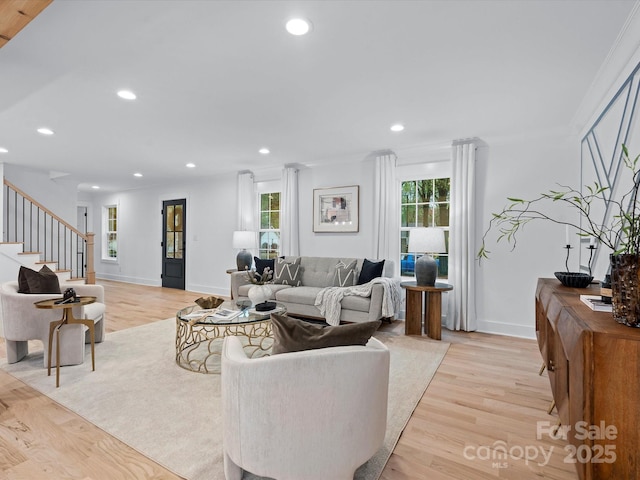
[
  {"xmin": 373, "ymin": 151, "xmax": 399, "ymax": 274},
  {"xmin": 237, "ymin": 171, "xmax": 256, "ymax": 231},
  {"xmin": 280, "ymin": 166, "xmax": 299, "ymax": 256},
  {"xmin": 447, "ymin": 140, "xmax": 477, "ymax": 331}
]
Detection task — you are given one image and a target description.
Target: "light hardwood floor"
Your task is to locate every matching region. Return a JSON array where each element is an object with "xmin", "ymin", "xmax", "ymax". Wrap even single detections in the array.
[{"xmin": 0, "ymin": 280, "xmax": 578, "ymax": 480}]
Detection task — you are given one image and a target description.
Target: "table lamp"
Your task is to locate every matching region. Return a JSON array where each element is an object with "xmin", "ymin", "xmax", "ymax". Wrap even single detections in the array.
[
  {"xmin": 408, "ymin": 227, "xmax": 446, "ymax": 286},
  {"xmin": 232, "ymin": 231, "xmax": 256, "ymax": 271}
]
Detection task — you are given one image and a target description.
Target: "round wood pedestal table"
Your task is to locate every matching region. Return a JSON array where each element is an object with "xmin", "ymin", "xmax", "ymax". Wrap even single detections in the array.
[{"xmin": 400, "ymin": 282, "xmax": 453, "ymax": 340}]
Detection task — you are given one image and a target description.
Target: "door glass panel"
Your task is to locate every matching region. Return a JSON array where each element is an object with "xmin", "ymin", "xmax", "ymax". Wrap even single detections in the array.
[
  {"xmin": 166, "ymin": 233, "xmax": 174, "ymax": 258},
  {"xmin": 175, "ymin": 232, "xmax": 183, "ymax": 259},
  {"xmin": 175, "ymin": 205, "xmax": 183, "ymax": 231},
  {"xmin": 167, "ymin": 206, "xmax": 175, "ymax": 232}
]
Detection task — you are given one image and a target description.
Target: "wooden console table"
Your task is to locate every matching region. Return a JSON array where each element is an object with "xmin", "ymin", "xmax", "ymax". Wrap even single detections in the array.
[
  {"xmin": 536, "ymin": 278, "xmax": 640, "ymax": 479},
  {"xmin": 401, "ymin": 281, "xmax": 452, "ymax": 339}
]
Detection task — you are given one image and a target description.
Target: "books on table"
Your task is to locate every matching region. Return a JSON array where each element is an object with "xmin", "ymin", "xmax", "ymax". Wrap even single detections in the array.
[
  {"xmin": 182, "ymin": 308, "xmax": 242, "ymax": 321},
  {"xmin": 579, "ymin": 295, "xmax": 613, "ymax": 312}
]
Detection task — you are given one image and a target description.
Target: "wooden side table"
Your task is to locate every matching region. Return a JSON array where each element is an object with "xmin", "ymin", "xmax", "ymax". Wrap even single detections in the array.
[
  {"xmin": 34, "ymin": 296, "xmax": 97, "ymax": 387},
  {"xmin": 400, "ymin": 282, "xmax": 453, "ymax": 340}
]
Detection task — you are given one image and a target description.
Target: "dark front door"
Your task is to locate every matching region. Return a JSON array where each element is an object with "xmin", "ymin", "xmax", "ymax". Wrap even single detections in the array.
[{"xmin": 162, "ymin": 199, "xmax": 186, "ymax": 289}]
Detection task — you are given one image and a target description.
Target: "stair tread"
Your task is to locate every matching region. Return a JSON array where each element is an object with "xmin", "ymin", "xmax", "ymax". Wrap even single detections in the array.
[{"xmin": 18, "ymin": 251, "xmax": 41, "ymax": 255}]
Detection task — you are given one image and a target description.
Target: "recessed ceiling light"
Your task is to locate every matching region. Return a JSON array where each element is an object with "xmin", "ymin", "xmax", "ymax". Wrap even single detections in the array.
[
  {"xmin": 259, "ymin": 148, "xmax": 270, "ymax": 155},
  {"xmin": 133, "ymin": 172, "xmax": 143, "ymax": 177},
  {"xmin": 37, "ymin": 127, "xmax": 54, "ymax": 135},
  {"xmin": 390, "ymin": 124, "xmax": 405, "ymax": 132},
  {"xmin": 117, "ymin": 90, "xmax": 137, "ymax": 100},
  {"xmin": 91, "ymin": 185, "xmax": 100, "ymax": 189},
  {"xmin": 186, "ymin": 163, "xmax": 196, "ymax": 168},
  {"xmin": 0, "ymin": 147, "xmax": 8, "ymax": 153},
  {"xmin": 286, "ymin": 18, "xmax": 312, "ymax": 35}
]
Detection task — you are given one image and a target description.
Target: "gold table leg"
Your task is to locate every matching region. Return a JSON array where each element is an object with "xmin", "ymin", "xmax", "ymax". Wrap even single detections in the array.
[{"xmin": 47, "ymin": 307, "xmax": 96, "ymax": 387}]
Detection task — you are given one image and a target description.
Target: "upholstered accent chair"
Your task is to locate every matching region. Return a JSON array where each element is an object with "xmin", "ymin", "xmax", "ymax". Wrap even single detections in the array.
[
  {"xmin": 221, "ymin": 335, "xmax": 390, "ymax": 480},
  {"xmin": 0, "ymin": 281, "xmax": 106, "ymax": 367}
]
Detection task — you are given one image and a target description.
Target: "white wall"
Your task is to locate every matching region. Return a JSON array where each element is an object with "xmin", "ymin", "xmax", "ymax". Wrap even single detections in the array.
[
  {"xmin": 3, "ymin": 164, "xmax": 78, "ymax": 227},
  {"xmin": 298, "ymin": 159, "xmax": 376, "ymax": 258},
  {"xmin": 474, "ymin": 135, "xmax": 580, "ymax": 338},
  {"xmin": 88, "ymin": 173, "xmax": 237, "ymax": 296}
]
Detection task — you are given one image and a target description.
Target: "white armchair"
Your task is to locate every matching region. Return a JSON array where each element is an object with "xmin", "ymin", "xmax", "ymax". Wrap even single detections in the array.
[
  {"xmin": 0, "ymin": 281, "xmax": 106, "ymax": 367},
  {"xmin": 221, "ymin": 335, "xmax": 390, "ymax": 480}
]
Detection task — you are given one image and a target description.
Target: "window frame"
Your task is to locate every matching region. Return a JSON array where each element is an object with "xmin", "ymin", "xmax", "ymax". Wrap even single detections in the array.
[
  {"xmin": 257, "ymin": 186, "xmax": 281, "ymax": 260},
  {"xmin": 398, "ymin": 161, "xmax": 451, "ymax": 280},
  {"xmin": 102, "ymin": 204, "xmax": 118, "ymax": 263}
]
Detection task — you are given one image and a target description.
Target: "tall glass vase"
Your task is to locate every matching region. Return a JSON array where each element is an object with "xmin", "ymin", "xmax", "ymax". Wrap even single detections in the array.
[{"xmin": 610, "ymin": 254, "xmax": 640, "ymax": 327}]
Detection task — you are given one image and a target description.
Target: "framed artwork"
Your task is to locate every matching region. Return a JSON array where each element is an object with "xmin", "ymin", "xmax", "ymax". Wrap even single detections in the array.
[{"xmin": 313, "ymin": 185, "xmax": 359, "ymax": 233}]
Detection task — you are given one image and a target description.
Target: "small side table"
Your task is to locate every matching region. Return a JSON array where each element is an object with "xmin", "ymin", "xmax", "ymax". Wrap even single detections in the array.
[
  {"xmin": 400, "ymin": 282, "xmax": 453, "ymax": 340},
  {"xmin": 34, "ymin": 296, "xmax": 97, "ymax": 387}
]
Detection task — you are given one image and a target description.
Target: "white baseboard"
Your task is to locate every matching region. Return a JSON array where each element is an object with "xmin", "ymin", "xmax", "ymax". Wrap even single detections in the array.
[
  {"xmin": 475, "ymin": 319, "xmax": 536, "ymax": 339},
  {"xmin": 187, "ymin": 283, "xmax": 228, "ymax": 297},
  {"xmin": 96, "ymin": 273, "xmax": 161, "ymax": 286},
  {"xmin": 95, "ymin": 275, "xmax": 227, "ymax": 298}
]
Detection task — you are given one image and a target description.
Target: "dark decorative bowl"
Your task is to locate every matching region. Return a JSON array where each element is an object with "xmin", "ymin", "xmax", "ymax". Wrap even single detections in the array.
[
  {"xmin": 554, "ymin": 272, "xmax": 594, "ymax": 288},
  {"xmin": 195, "ymin": 295, "xmax": 224, "ymax": 309}
]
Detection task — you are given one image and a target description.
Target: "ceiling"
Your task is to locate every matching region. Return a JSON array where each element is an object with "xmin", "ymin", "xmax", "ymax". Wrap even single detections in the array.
[{"xmin": 0, "ymin": 0, "xmax": 636, "ymax": 192}]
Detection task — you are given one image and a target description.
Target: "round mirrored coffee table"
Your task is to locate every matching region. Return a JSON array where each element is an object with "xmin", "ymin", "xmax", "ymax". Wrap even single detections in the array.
[{"xmin": 175, "ymin": 300, "xmax": 285, "ymax": 374}]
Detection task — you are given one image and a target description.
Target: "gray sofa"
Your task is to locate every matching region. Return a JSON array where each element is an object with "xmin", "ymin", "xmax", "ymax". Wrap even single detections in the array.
[{"xmin": 230, "ymin": 256, "xmax": 396, "ymax": 323}]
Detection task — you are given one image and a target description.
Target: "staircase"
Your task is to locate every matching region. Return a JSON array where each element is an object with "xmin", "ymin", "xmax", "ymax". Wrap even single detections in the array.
[
  {"xmin": 0, "ymin": 241, "xmax": 86, "ymax": 284},
  {"xmin": 1, "ymin": 179, "xmax": 95, "ymax": 285}
]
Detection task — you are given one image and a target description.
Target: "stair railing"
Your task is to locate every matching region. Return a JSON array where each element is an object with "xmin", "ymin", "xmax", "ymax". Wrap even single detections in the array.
[{"xmin": 3, "ymin": 179, "xmax": 95, "ymax": 284}]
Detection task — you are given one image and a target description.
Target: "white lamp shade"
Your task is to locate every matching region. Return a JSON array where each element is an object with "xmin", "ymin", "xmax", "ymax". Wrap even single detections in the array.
[
  {"xmin": 232, "ymin": 231, "xmax": 257, "ymax": 249},
  {"xmin": 408, "ymin": 227, "xmax": 446, "ymax": 254}
]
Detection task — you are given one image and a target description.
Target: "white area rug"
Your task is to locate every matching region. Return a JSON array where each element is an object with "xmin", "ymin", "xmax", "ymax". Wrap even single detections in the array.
[{"xmin": 2, "ymin": 318, "xmax": 449, "ymax": 480}]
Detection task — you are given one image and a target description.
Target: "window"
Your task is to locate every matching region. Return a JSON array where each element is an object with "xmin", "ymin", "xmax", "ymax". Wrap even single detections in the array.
[
  {"xmin": 400, "ymin": 178, "xmax": 450, "ymax": 277},
  {"xmin": 259, "ymin": 192, "xmax": 280, "ymax": 259},
  {"xmin": 103, "ymin": 205, "xmax": 118, "ymax": 261}
]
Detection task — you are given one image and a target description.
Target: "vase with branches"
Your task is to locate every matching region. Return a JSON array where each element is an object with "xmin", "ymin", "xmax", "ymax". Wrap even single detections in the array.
[{"xmin": 478, "ymin": 144, "xmax": 640, "ymax": 326}]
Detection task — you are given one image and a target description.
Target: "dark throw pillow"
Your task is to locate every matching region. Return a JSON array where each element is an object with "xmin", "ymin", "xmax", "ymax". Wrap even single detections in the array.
[
  {"xmin": 357, "ymin": 259, "xmax": 385, "ymax": 285},
  {"xmin": 17, "ymin": 265, "xmax": 61, "ymax": 294},
  {"xmin": 333, "ymin": 259, "xmax": 357, "ymax": 287},
  {"xmin": 270, "ymin": 313, "xmax": 381, "ymax": 355},
  {"xmin": 254, "ymin": 257, "xmax": 275, "ymax": 276},
  {"xmin": 273, "ymin": 257, "xmax": 302, "ymax": 286}
]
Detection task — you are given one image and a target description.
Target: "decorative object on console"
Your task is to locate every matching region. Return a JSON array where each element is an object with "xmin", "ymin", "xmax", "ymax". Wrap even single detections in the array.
[
  {"xmin": 610, "ymin": 253, "xmax": 640, "ymax": 327},
  {"xmin": 312, "ymin": 185, "xmax": 359, "ymax": 233},
  {"xmin": 600, "ymin": 274, "xmax": 612, "ymax": 304},
  {"xmin": 554, "ymin": 242, "xmax": 593, "ymax": 288},
  {"xmin": 195, "ymin": 295, "xmax": 224, "ymax": 309},
  {"xmin": 408, "ymin": 228, "xmax": 446, "ymax": 286},
  {"xmin": 232, "ymin": 230, "xmax": 256, "ymax": 271},
  {"xmin": 579, "ymin": 294, "xmax": 613, "ymax": 312}
]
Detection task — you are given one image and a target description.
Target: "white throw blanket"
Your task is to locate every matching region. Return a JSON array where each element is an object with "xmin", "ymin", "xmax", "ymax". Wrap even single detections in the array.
[{"xmin": 315, "ymin": 277, "xmax": 402, "ymax": 326}]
